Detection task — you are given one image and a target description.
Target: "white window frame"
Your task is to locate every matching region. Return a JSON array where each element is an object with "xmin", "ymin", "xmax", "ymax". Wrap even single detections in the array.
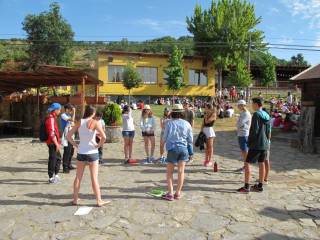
[
  {"xmin": 189, "ymin": 69, "xmax": 208, "ymax": 86},
  {"xmin": 108, "ymin": 65, "xmax": 125, "ymax": 82},
  {"xmin": 137, "ymin": 66, "xmax": 158, "ymax": 84}
]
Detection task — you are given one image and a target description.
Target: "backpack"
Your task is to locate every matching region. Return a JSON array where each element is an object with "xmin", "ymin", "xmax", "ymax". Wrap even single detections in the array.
[{"xmin": 39, "ymin": 119, "xmax": 48, "ymax": 142}]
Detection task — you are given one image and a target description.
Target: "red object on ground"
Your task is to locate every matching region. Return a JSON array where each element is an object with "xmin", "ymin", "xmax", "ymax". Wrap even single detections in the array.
[
  {"xmin": 213, "ymin": 162, "xmax": 218, "ymax": 172},
  {"xmin": 128, "ymin": 159, "xmax": 137, "ymax": 165}
]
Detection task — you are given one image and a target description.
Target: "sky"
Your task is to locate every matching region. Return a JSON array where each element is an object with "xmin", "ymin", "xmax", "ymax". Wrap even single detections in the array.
[{"xmin": 0, "ymin": 0, "xmax": 319, "ymax": 64}]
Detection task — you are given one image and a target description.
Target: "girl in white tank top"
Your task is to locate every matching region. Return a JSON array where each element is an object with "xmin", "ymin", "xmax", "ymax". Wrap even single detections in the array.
[{"xmin": 78, "ymin": 118, "xmax": 98, "ymax": 155}]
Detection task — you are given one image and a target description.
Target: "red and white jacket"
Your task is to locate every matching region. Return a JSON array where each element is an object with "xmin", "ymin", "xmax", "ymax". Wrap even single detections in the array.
[{"xmin": 45, "ymin": 112, "xmax": 61, "ymax": 145}]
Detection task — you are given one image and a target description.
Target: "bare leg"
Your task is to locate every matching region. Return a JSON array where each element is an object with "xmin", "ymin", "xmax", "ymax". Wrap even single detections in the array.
[
  {"xmin": 166, "ymin": 163, "xmax": 175, "ymax": 195},
  {"xmin": 241, "ymin": 151, "xmax": 248, "ymax": 167},
  {"xmin": 176, "ymin": 161, "xmax": 186, "ymax": 195},
  {"xmin": 244, "ymin": 162, "xmax": 251, "ymax": 184},
  {"xmin": 144, "ymin": 137, "xmax": 150, "ymax": 158},
  {"xmin": 73, "ymin": 161, "xmax": 86, "ymax": 204},
  {"xmin": 259, "ymin": 162, "xmax": 265, "ymax": 183},
  {"xmin": 212, "ymin": 137, "xmax": 216, "ymax": 162},
  {"xmin": 88, "ymin": 161, "xmax": 108, "ymax": 206},
  {"xmin": 123, "ymin": 137, "xmax": 129, "ymax": 159},
  {"xmin": 206, "ymin": 138, "xmax": 213, "ymax": 163},
  {"xmin": 264, "ymin": 160, "xmax": 270, "ymax": 181},
  {"xmin": 150, "ymin": 136, "xmax": 155, "ymax": 158},
  {"xmin": 160, "ymin": 141, "xmax": 165, "ymax": 157},
  {"xmin": 128, "ymin": 138, "xmax": 133, "ymax": 159}
]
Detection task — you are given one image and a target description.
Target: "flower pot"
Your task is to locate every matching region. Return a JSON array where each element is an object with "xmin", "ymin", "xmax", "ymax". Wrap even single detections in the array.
[{"xmin": 105, "ymin": 125, "xmax": 121, "ymax": 143}]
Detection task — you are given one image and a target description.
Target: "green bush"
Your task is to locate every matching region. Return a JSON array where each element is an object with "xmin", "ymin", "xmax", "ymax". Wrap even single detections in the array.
[{"xmin": 102, "ymin": 102, "xmax": 122, "ymax": 126}]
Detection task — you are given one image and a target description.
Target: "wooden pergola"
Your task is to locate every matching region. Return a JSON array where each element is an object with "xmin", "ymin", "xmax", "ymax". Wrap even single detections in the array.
[{"xmin": 0, "ymin": 65, "xmax": 102, "ymax": 115}]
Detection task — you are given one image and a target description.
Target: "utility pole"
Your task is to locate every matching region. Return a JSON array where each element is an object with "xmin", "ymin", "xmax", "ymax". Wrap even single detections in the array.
[{"xmin": 246, "ymin": 34, "xmax": 251, "ymax": 103}]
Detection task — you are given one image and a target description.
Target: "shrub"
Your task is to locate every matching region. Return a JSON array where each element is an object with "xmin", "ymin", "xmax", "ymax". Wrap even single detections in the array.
[{"xmin": 102, "ymin": 102, "xmax": 122, "ymax": 126}]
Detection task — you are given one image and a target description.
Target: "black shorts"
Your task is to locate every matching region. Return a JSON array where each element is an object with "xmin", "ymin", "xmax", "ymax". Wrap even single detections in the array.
[
  {"xmin": 246, "ymin": 149, "xmax": 267, "ymax": 163},
  {"xmin": 142, "ymin": 131, "xmax": 155, "ymax": 137}
]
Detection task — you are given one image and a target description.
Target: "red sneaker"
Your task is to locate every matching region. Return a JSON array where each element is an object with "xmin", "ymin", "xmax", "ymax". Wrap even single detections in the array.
[{"xmin": 237, "ymin": 186, "xmax": 250, "ymax": 193}]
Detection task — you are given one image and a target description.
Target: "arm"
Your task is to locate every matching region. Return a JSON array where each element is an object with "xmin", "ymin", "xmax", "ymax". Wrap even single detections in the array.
[
  {"xmin": 46, "ymin": 117, "xmax": 60, "ymax": 149},
  {"xmin": 67, "ymin": 122, "xmax": 80, "ymax": 148},
  {"xmin": 140, "ymin": 118, "xmax": 145, "ymax": 131},
  {"xmin": 95, "ymin": 121, "xmax": 106, "ymax": 148},
  {"xmin": 162, "ymin": 122, "xmax": 169, "ymax": 144},
  {"xmin": 72, "ymin": 108, "xmax": 76, "ymax": 122}
]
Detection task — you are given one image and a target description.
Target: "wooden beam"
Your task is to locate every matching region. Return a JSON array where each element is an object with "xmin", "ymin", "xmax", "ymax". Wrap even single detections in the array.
[
  {"xmin": 81, "ymin": 76, "xmax": 86, "ymax": 116},
  {"xmin": 95, "ymin": 84, "xmax": 99, "ymax": 104}
]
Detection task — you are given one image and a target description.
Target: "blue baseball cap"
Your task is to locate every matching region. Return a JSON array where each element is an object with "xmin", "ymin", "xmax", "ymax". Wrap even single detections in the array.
[{"xmin": 48, "ymin": 103, "xmax": 62, "ymax": 113}]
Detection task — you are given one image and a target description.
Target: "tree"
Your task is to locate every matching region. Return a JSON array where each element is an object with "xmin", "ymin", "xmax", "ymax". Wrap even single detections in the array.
[
  {"xmin": 260, "ymin": 53, "xmax": 276, "ymax": 86},
  {"xmin": 122, "ymin": 63, "xmax": 142, "ymax": 104},
  {"xmin": 22, "ymin": 2, "xmax": 74, "ymax": 69},
  {"xmin": 289, "ymin": 53, "xmax": 309, "ymax": 66},
  {"xmin": 164, "ymin": 46, "xmax": 184, "ymax": 103},
  {"xmin": 186, "ymin": 0, "xmax": 264, "ymax": 90},
  {"xmin": 227, "ymin": 60, "xmax": 252, "ymax": 87}
]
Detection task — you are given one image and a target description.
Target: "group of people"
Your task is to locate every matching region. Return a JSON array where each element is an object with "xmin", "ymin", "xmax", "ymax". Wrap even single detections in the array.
[
  {"xmin": 217, "ymin": 86, "xmax": 246, "ymax": 102},
  {"xmin": 42, "ymin": 95, "xmax": 272, "ymax": 205}
]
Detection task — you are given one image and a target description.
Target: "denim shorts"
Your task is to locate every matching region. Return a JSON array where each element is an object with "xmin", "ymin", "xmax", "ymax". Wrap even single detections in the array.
[
  {"xmin": 122, "ymin": 130, "xmax": 135, "ymax": 138},
  {"xmin": 77, "ymin": 153, "xmax": 99, "ymax": 162},
  {"xmin": 167, "ymin": 147, "xmax": 189, "ymax": 164},
  {"xmin": 238, "ymin": 136, "xmax": 249, "ymax": 152}
]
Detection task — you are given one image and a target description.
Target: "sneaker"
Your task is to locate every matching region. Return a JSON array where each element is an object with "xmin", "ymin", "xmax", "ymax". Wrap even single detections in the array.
[
  {"xmin": 237, "ymin": 186, "xmax": 250, "ymax": 193},
  {"xmin": 204, "ymin": 161, "xmax": 213, "ymax": 167},
  {"xmin": 143, "ymin": 158, "xmax": 152, "ymax": 164},
  {"xmin": 124, "ymin": 159, "xmax": 130, "ymax": 164},
  {"xmin": 48, "ymin": 177, "xmax": 57, "ymax": 184},
  {"xmin": 68, "ymin": 165, "xmax": 76, "ymax": 170},
  {"xmin": 255, "ymin": 179, "xmax": 269, "ymax": 185},
  {"xmin": 149, "ymin": 157, "xmax": 156, "ymax": 163},
  {"xmin": 162, "ymin": 193, "xmax": 174, "ymax": 201},
  {"xmin": 54, "ymin": 175, "xmax": 61, "ymax": 183},
  {"xmin": 235, "ymin": 167, "xmax": 245, "ymax": 174},
  {"xmin": 63, "ymin": 169, "xmax": 70, "ymax": 174},
  {"xmin": 250, "ymin": 184, "xmax": 263, "ymax": 192},
  {"xmin": 159, "ymin": 156, "xmax": 167, "ymax": 164}
]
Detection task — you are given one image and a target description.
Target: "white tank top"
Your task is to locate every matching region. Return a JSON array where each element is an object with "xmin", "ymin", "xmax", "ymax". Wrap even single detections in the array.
[{"xmin": 78, "ymin": 118, "xmax": 98, "ymax": 154}]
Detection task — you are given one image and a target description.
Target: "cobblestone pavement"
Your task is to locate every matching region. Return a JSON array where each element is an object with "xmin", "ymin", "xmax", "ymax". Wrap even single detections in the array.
[{"xmin": 0, "ymin": 111, "xmax": 319, "ymax": 240}]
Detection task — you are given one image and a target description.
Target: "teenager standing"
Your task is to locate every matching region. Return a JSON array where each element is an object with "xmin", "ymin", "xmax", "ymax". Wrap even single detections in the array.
[
  {"xmin": 45, "ymin": 103, "xmax": 62, "ymax": 184},
  {"xmin": 202, "ymin": 103, "xmax": 217, "ymax": 167},
  {"xmin": 237, "ymin": 98, "xmax": 271, "ymax": 193},
  {"xmin": 94, "ymin": 112, "xmax": 106, "ymax": 164},
  {"xmin": 67, "ymin": 105, "xmax": 109, "ymax": 207},
  {"xmin": 140, "ymin": 105, "xmax": 156, "ymax": 164},
  {"xmin": 235, "ymin": 100, "xmax": 251, "ymax": 173},
  {"xmin": 61, "ymin": 104, "xmax": 76, "ymax": 173},
  {"xmin": 162, "ymin": 104, "xmax": 193, "ymax": 201},
  {"xmin": 122, "ymin": 105, "xmax": 135, "ymax": 163}
]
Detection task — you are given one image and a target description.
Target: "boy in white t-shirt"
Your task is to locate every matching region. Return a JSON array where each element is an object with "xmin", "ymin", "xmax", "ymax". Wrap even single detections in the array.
[{"xmin": 94, "ymin": 112, "xmax": 106, "ymax": 164}]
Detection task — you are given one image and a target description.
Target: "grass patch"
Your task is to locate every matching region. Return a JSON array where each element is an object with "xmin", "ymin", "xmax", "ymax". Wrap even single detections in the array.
[{"xmin": 150, "ymin": 104, "xmax": 237, "ymax": 131}]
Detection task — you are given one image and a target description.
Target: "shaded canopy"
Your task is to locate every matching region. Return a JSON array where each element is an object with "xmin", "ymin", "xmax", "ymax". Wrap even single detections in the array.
[{"xmin": 0, "ymin": 65, "xmax": 102, "ymax": 95}]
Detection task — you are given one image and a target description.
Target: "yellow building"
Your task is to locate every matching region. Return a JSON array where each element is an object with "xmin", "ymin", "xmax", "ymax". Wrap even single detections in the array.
[{"xmin": 98, "ymin": 51, "xmax": 216, "ymax": 97}]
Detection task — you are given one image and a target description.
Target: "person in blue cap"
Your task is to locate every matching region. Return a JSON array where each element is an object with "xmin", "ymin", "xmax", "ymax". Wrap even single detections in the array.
[{"xmin": 45, "ymin": 102, "xmax": 62, "ymax": 184}]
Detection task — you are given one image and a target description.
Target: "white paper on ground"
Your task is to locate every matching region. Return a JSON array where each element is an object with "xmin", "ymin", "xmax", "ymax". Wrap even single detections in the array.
[{"xmin": 74, "ymin": 206, "xmax": 93, "ymax": 216}]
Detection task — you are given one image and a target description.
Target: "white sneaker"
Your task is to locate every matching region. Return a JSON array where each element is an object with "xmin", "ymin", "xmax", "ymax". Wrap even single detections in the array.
[
  {"xmin": 54, "ymin": 175, "xmax": 61, "ymax": 182},
  {"xmin": 49, "ymin": 177, "xmax": 57, "ymax": 184}
]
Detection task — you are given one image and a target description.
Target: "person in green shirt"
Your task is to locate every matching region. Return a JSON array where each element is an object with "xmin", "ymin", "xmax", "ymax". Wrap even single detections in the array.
[{"xmin": 237, "ymin": 98, "xmax": 271, "ymax": 193}]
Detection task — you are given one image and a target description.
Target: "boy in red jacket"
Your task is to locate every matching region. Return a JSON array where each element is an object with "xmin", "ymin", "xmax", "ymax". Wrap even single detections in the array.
[{"xmin": 45, "ymin": 103, "xmax": 62, "ymax": 184}]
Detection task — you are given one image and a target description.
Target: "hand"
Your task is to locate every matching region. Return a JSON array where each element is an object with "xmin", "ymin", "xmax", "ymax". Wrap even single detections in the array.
[{"xmin": 55, "ymin": 144, "xmax": 61, "ymax": 152}]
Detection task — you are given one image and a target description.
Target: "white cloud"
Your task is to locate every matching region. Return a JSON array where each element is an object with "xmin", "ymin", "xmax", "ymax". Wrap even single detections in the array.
[
  {"xmin": 282, "ymin": 0, "xmax": 320, "ymax": 29},
  {"xmin": 131, "ymin": 18, "xmax": 186, "ymax": 34},
  {"xmin": 268, "ymin": 7, "xmax": 280, "ymax": 14}
]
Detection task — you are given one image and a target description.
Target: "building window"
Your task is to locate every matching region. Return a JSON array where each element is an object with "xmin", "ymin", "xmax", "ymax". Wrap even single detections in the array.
[
  {"xmin": 189, "ymin": 69, "xmax": 208, "ymax": 86},
  {"xmin": 108, "ymin": 65, "xmax": 124, "ymax": 82},
  {"xmin": 137, "ymin": 67, "xmax": 158, "ymax": 84}
]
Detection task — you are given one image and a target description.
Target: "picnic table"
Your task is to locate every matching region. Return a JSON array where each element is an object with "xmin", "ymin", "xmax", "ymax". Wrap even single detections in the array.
[{"xmin": 0, "ymin": 120, "xmax": 28, "ymax": 136}]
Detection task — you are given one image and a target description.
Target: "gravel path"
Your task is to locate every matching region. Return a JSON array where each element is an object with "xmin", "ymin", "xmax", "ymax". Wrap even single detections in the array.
[{"xmin": 0, "ymin": 110, "xmax": 319, "ymax": 240}]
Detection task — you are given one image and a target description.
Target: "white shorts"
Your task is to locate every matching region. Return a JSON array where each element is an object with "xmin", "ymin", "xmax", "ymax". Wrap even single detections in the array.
[{"xmin": 203, "ymin": 127, "xmax": 216, "ymax": 138}]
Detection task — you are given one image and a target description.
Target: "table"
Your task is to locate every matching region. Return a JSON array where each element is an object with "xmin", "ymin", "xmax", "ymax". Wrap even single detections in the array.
[{"xmin": 0, "ymin": 120, "xmax": 23, "ymax": 135}]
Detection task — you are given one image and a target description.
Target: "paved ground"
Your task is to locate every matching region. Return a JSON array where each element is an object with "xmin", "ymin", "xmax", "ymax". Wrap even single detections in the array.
[{"xmin": 0, "ymin": 111, "xmax": 320, "ymax": 240}]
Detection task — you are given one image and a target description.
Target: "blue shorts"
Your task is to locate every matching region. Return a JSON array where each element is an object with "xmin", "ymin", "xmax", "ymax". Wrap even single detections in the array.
[
  {"xmin": 77, "ymin": 153, "xmax": 99, "ymax": 162},
  {"xmin": 122, "ymin": 131, "xmax": 135, "ymax": 138},
  {"xmin": 167, "ymin": 147, "xmax": 189, "ymax": 164},
  {"xmin": 238, "ymin": 136, "xmax": 249, "ymax": 152}
]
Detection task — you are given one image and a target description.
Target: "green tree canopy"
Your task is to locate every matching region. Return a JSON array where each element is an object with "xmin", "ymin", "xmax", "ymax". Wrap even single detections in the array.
[
  {"xmin": 289, "ymin": 53, "xmax": 309, "ymax": 66},
  {"xmin": 186, "ymin": 0, "xmax": 264, "ymax": 89},
  {"xmin": 122, "ymin": 63, "xmax": 142, "ymax": 103},
  {"xmin": 22, "ymin": 2, "xmax": 74, "ymax": 69},
  {"xmin": 227, "ymin": 60, "xmax": 252, "ymax": 87},
  {"xmin": 164, "ymin": 46, "xmax": 184, "ymax": 94},
  {"xmin": 260, "ymin": 52, "xmax": 276, "ymax": 86}
]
